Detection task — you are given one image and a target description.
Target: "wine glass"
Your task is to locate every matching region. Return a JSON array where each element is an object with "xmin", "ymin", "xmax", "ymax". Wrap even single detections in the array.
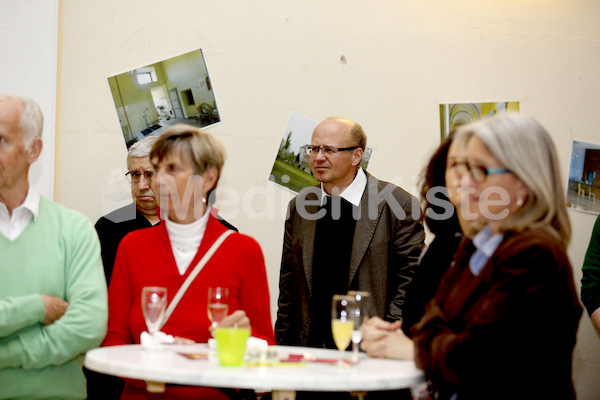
[
  {"xmin": 141, "ymin": 286, "xmax": 168, "ymax": 338},
  {"xmin": 331, "ymin": 294, "xmax": 357, "ymax": 367},
  {"xmin": 207, "ymin": 287, "xmax": 229, "ymax": 329},
  {"xmin": 348, "ymin": 290, "xmax": 371, "ymax": 363}
]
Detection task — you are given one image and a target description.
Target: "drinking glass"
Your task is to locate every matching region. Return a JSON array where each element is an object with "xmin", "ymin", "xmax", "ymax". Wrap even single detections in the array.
[
  {"xmin": 141, "ymin": 286, "xmax": 168, "ymax": 336},
  {"xmin": 348, "ymin": 291, "xmax": 371, "ymax": 363},
  {"xmin": 331, "ymin": 294, "xmax": 357, "ymax": 367},
  {"xmin": 207, "ymin": 287, "xmax": 229, "ymax": 329}
]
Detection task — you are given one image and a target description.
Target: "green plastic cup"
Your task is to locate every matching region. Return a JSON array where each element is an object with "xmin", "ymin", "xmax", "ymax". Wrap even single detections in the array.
[{"xmin": 214, "ymin": 327, "xmax": 250, "ymax": 366}]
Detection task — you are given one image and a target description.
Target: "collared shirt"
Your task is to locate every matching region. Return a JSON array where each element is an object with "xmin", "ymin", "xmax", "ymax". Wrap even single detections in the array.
[
  {"xmin": 469, "ymin": 224, "xmax": 504, "ymax": 276},
  {"xmin": 165, "ymin": 206, "xmax": 210, "ymax": 275},
  {"xmin": 319, "ymin": 167, "xmax": 367, "ymax": 207},
  {"xmin": 0, "ymin": 188, "xmax": 40, "ymax": 241}
]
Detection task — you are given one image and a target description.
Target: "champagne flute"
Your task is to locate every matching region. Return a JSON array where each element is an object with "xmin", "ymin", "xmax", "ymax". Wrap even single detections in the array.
[
  {"xmin": 207, "ymin": 287, "xmax": 229, "ymax": 329},
  {"xmin": 331, "ymin": 294, "xmax": 357, "ymax": 367},
  {"xmin": 348, "ymin": 290, "xmax": 371, "ymax": 363},
  {"xmin": 141, "ymin": 286, "xmax": 168, "ymax": 339}
]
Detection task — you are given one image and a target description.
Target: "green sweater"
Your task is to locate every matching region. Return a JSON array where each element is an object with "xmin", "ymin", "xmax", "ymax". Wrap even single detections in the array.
[
  {"xmin": 582, "ymin": 214, "xmax": 600, "ymax": 316},
  {"xmin": 0, "ymin": 197, "xmax": 108, "ymax": 400}
]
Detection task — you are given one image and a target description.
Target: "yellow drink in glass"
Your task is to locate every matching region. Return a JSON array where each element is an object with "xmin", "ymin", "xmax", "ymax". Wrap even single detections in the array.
[
  {"xmin": 215, "ymin": 327, "xmax": 250, "ymax": 366},
  {"xmin": 332, "ymin": 319, "xmax": 354, "ymax": 350},
  {"xmin": 332, "ymin": 294, "xmax": 357, "ymax": 366}
]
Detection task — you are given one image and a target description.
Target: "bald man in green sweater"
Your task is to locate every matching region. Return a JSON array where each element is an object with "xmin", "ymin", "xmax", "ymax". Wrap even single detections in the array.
[{"xmin": 0, "ymin": 94, "xmax": 108, "ymax": 399}]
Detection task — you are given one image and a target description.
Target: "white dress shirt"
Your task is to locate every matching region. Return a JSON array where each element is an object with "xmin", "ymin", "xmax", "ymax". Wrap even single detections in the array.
[
  {"xmin": 319, "ymin": 167, "xmax": 367, "ymax": 207},
  {"xmin": 0, "ymin": 188, "xmax": 40, "ymax": 241}
]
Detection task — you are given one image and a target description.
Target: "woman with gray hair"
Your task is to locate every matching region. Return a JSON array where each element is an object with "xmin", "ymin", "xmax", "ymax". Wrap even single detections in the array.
[
  {"xmin": 103, "ymin": 124, "xmax": 275, "ymax": 399},
  {"xmin": 409, "ymin": 114, "xmax": 582, "ymax": 399}
]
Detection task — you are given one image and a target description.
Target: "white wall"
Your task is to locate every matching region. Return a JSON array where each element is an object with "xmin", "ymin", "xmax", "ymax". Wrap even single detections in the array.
[
  {"xmin": 1, "ymin": 0, "xmax": 59, "ymax": 200},
  {"xmin": 58, "ymin": 1, "xmax": 600, "ymax": 397}
]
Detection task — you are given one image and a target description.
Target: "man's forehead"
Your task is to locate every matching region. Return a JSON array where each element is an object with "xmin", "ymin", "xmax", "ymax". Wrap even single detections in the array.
[
  {"xmin": 0, "ymin": 99, "xmax": 23, "ymax": 124},
  {"xmin": 129, "ymin": 156, "xmax": 153, "ymax": 170},
  {"xmin": 312, "ymin": 122, "xmax": 351, "ymax": 144}
]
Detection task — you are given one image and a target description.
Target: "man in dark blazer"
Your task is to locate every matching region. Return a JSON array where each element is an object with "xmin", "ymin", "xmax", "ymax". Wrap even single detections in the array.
[
  {"xmin": 275, "ymin": 117, "xmax": 424, "ymax": 348},
  {"xmin": 95, "ymin": 136, "xmax": 161, "ymax": 285}
]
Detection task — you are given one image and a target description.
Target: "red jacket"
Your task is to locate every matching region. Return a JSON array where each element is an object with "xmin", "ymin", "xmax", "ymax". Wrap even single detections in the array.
[{"xmin": 102, "ymin": 213, "xmax": 274, "ymax": 398}]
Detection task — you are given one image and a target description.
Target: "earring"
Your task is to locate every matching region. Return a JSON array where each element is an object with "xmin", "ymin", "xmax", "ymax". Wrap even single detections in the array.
[
  {"xmin": 516, "ymin": 196, "xmax": 524, "ymax": 207},
  {"xmin": 202, "ymin": 197, "xmax": 207, "ymax": 204}
]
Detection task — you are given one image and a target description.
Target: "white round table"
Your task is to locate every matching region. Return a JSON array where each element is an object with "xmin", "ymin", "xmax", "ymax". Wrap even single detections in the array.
[{"xmin": 84, "ymin": 344, "xmax": 424, "ymax": 400}]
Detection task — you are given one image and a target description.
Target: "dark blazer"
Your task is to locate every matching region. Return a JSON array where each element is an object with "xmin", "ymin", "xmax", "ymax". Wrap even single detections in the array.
[
  {"xmin": 95, "ymin": 203, "xmax": 153, "ymax": 284},
  {"xmin": 412, "ymin": 228, "xmax": 582, "ymax": 400},
  {"xmin": 402, "ymin": 228, "xmax": 463, "ymax": 337},
  {"xmin": 275, "ymin": 172, "xmax": 425, "ymax": 346}
]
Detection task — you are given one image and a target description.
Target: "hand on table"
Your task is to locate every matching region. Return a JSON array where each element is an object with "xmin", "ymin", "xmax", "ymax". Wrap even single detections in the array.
[
  {"xmin": 40, "ymin": 294, "xmax": 69, "ymax": 325},
  {"xmin": 360, "ymin": 316, "xmax": 414, "ymax": 360},
  {"xmin": 173, "ymin": 336, "xmax": 195, "ymax": 345},
  {"xmin": 210, "ymin": 310, "xmax": 250, "ymax": 336}
]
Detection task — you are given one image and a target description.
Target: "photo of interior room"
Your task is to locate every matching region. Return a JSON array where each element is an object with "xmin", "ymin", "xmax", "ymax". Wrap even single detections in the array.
[
  {"xmin": 567, "ymin": 140, "xmax": 600, "ymax": 214},
  {"xmin": 108, "ymin": 48, "xmax": 219, "ymax": 148}
]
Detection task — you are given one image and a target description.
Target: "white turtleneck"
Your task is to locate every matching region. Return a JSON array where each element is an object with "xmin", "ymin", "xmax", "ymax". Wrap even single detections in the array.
[{"xmin": 165, "ymin": 207, "xmax": 210, "ymax": 275}]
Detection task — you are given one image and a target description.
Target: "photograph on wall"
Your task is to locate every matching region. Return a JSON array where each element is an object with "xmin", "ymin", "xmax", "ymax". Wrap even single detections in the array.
[
  {"xmin": 108, "ymin": 48, "xmax": 219, "ymax": 149},
  {"xmin": 566, "ymin": 139, "xmax": 600, "ymax": 214},
  {"xmin": 439, "ymin": 101, "xmax": 520, "ymax": 140},
  {"xmin": 268, "ymin": 110, "xmax": 373, "ymax": 194}
]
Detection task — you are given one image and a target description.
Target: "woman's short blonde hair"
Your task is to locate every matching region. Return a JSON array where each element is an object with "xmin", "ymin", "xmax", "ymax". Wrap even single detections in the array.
[
  {"xmin": 455, "ymin": 114, "xmax": 571, "ymax": 247},
  {"xmin": 150, "ymin": 124, "xmax": 226, "ymax": 192}
]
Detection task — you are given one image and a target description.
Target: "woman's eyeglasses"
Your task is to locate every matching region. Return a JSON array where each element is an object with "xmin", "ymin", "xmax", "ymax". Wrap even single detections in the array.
[{"xmin": 453, "ymin": 161, "xmax": 511, "ymax": 182}]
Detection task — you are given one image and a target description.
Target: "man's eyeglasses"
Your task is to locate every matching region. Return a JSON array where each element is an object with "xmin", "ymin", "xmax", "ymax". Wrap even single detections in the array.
[
  {"xmin": 126, "ymin": 170, "xmax": 154, "ymax": 183},
  {"xmin": 453, "ymin": 161, "xmax": 511, "ymax": 182},
  {"xmin": 306, "ymin": 145, "xmax": 359, "ymax": 156}
]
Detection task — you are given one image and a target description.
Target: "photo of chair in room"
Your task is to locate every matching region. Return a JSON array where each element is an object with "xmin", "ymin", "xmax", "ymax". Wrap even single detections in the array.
[
  {"xmin": 108, "ymin": 48, "xmax": 220, "ymax": 149},
  {"xmin": 567, "ymin": 140, "xmax": 600, "ymax": 214}
]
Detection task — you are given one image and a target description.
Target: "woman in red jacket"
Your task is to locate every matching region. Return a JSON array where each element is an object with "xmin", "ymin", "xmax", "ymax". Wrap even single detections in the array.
[{"xmin": 103, "ymin": 124, "xmax": 275, "ymax": 399}]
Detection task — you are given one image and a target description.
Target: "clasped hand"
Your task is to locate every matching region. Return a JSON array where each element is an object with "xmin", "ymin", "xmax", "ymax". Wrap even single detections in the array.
[
  {"xmin": 40, "ymin": 294, "xmax": 69, "ymax": 325},
  {"xmin": 359, "ymin": 316, "xmax": 415, "ymax": 360}
]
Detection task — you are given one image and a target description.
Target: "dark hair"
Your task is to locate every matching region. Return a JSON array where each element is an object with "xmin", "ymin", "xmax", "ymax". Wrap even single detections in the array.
[{"xmin": 419, "ymin": 131, "xmax": 461, "ymax": 235}]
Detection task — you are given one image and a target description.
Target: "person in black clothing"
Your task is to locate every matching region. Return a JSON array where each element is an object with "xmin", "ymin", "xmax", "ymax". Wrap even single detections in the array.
[
  {"xmin": 87, "ymin": 137, "xmax": 160, "ymax": 400},
  {"xmin": 401, "ymin": 130, "xmax": 470, "ymax": 336},
  {"xmin": 95, "ymin": 136, "xmax": 161, "ymax": 285},
  {"xmin": 360, "ymin": 130, "xmax": 469, "ymax": 358},
  {"xmin": 88, "ymin": 137, "xmax": 161, "ymax": 400}
]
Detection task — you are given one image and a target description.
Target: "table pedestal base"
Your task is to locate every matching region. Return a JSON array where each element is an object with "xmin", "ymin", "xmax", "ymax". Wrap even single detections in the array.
[
  {"xmin": 146, "ymin": 381, "xmax": 166, "ymax": 393},
  {"xmin": 272, "ymin": 390, "xmax": 296, "ymax": 400}
]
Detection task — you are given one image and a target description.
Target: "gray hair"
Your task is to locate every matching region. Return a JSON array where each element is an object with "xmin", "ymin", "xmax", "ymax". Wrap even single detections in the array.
[
  {"xmin": 0, "ymin": 94, "xmax": 44, "ymax": 148},
  {"xmin": 350, "ymin": 122, "xmax": 367, "ymax": 150},
  {"xmin": 127, "ymin": 136, "xmax": 159, "ymax": 170},
  {"xmin": 455, "ymin": 114, "xmax": 571, "ymax": 246}
]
